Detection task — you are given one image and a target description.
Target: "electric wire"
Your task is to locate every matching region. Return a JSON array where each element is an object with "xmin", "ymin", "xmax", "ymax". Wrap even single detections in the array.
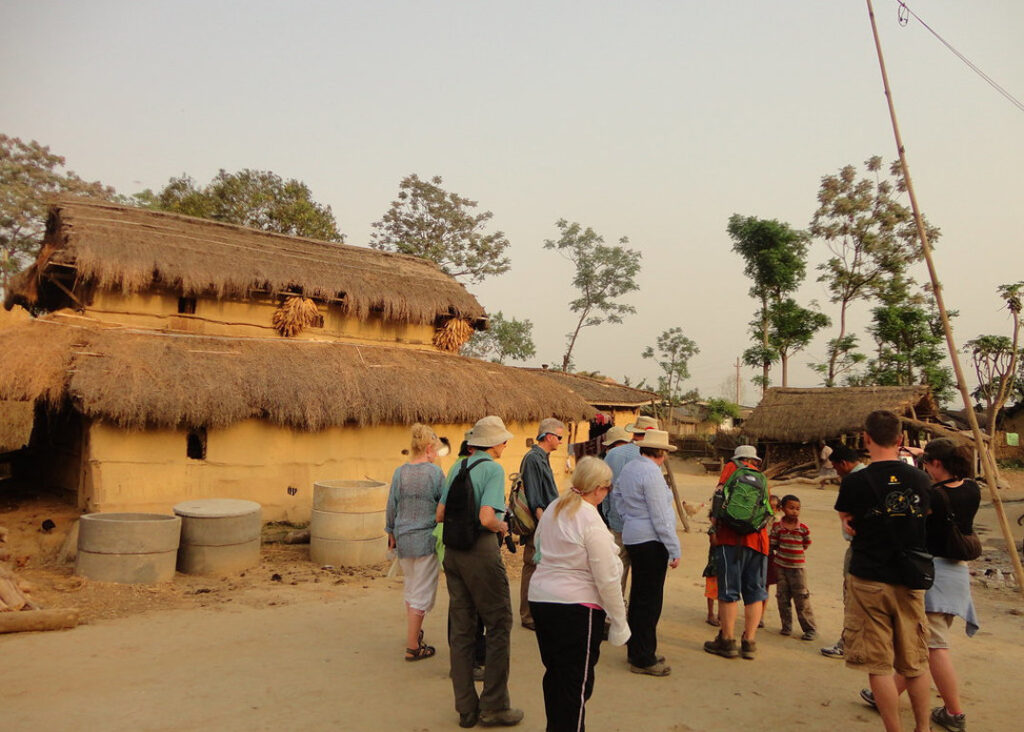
[{"xmin": 895, "ymin": 1, "xmax": 1024, "ymax": 114}]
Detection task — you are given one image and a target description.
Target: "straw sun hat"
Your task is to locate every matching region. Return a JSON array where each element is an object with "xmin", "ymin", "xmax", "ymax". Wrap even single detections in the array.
[
  {"xmin": 625, "ymin": 415, "xmax": 660, "ymax": 433},
  {"xmin": 602, "ymin": 425, "xmax": 632, "ymax": 446},
  {"xmin": 634, "ymin": 429, "xmax": 676, "ymax": 451}
]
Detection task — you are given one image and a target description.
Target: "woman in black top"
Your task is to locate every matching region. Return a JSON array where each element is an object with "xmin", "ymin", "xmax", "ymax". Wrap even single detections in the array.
[{"xmin": 918, "ymin": 439, "xmax": 981, "ymax": 732}]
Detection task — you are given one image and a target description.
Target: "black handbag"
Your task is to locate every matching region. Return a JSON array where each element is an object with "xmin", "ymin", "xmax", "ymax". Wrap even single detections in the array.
[{"xmin": 934, "ymin": 485, "xmax": 983, "ymax": 562}]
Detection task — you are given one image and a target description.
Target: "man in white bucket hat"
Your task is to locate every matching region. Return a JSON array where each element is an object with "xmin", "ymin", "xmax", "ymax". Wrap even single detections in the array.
[{"xmin": 438, "ymin": 415, "xmax": 523, "ymax": 728}]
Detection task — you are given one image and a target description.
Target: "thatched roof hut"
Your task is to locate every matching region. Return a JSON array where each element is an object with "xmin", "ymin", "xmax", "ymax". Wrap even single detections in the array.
[
  {"xmin": 0, "ymin": 317, "xmax": 593, "ymax": 431},
  {"xmin": 5, "ymin": 199, "xmax": 485, "ymax": 326},
  {"xmin": 742, "ymin": 386, "xmax": 938, "ymax": 443},
  {"xmin": 523, "ymin": 369, "xmax": 658, "ymax": 409}
]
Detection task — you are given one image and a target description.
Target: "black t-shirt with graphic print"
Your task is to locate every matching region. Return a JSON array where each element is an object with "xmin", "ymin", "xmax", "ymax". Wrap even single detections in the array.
[{"xmin": 834, "ymin": 460, "xmax": 932, "ymax": 585}]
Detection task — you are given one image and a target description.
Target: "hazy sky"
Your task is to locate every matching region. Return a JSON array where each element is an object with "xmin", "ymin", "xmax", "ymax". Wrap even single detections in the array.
[{"xmin": 3, "ymin": 1, "xmax": 1021, "ymax": 404}]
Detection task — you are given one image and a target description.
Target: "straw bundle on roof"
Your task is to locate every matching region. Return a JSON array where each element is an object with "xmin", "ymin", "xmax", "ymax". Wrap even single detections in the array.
[
  {"xmin": 433, "ymin": 318, "xmax": 473, "ymax": 353},
  {"xmin": 0, "ymin": 400, "xmax": 34, "ymax": 453},
  {"xmin": 0, "ymin": 318, "xmax": 594, "ymax": 431},
  {"xmin": 272, "ymin": 297, "xmax": 321, "ymax": 337},
  {"xmin": 742, "ymin": 386, "xmax": 937, "ymax": 443},
  {"xmin": 6, "ymin": 199, "xmax": 486, "ymax": 327}
]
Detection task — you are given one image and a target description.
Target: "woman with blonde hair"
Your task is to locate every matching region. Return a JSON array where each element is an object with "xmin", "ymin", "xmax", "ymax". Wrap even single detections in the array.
[
  {"xmin": 385, "ymin": 423, "xmax": 445, "ymax": 661},
  {"xmin": 528, "ymin": 456, "xmax": 629, "ymax": 731}
]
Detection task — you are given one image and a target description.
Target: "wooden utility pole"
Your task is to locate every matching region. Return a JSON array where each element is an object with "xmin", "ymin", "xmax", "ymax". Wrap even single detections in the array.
[
  {"xmin": 735, "ymin": 357, "xmax": 742, "ymax": 404},
  {"xmin": 865, "ymin": 0, "xmax": 1024, "ymax": 594}
]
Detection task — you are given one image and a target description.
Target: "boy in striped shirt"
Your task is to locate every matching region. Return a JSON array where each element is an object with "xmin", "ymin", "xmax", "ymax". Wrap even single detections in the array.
[{"xmin": 769, "ymin": 495, "xmax": 817, "ymax": 640}]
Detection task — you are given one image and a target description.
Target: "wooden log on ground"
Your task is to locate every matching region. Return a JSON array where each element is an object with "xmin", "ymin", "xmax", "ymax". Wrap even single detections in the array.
[
  {"xmin": 764, "ymin": 460, "xmax": 815, "ymax": 480},
  {"xmin": 770, "ymin": 476, "xmax": 830, "ymax": 489},
  {"xmin": 0, "ymin": 562, "xmax": 38, "ymax": 610},
  {"xmin": 0, "ymin": 608, "xmax": 80, "ymax": 634}
]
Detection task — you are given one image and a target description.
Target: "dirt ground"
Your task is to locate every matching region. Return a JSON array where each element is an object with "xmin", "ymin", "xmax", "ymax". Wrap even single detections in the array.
[{"xmin": 2, "ymin": 460, "xmax": 1023, "ymax": 731}]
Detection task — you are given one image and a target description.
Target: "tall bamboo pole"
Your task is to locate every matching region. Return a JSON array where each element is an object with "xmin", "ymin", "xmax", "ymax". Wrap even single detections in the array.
[{"xmin": 865, "ymin": 0, "xmax": 1023, "ymax": 593}]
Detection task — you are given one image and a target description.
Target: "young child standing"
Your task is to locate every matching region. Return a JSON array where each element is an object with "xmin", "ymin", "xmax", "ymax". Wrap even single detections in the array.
[{"xmin": 769, "ymin": 495, "xmax": 817, "ymax": 640}]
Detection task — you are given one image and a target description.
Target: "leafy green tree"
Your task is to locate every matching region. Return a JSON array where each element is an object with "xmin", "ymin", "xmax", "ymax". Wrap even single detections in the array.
[
  {"xmin": 966, "ymin": 282, "xmax": 1023, "ymax": 433},
  {"xmin": 369, "ymin": 174, "xmax": 510, "ymax": 283},
  {"xmin": 642, "ymin": 327, "xmax": 700, "ymax": 407},
  {"xmin": 727, "ymin": 214, "xmax": 809, "ymax": 392},
  {"xmin": 705, "ymin": 397, "xmax": 742, "ymax": 426},
  {"xmin": 1, "ymin": 134, "xmax": 117, "ymax": 295},
  {"xmin": 544, "ymin": 219, "xmax": 642, "ymax": 372},
  {"xmin": 767, "ymin": 298, "xmax": 830, "ymax": 386},
  {"xmin": 461, "ymin": 311, "xmax": 536, "ymax": 364},
  {"xmin": 809, "ymin": 156, "xmax": 937, "ymax": 385},
  {"xmin": 135, "ymin": 169, "xmax": 344, "ymax": 242}
]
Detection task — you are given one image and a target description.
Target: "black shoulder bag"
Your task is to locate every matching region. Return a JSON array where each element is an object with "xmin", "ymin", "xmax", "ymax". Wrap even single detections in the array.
[{"xmin": 933, "ymin": 482, "xmax": 983, "ymax": 562}]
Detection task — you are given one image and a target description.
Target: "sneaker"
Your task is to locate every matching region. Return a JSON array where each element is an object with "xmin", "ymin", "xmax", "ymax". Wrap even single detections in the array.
[
  {"xmin": 479, "ymin": 708, "xmax": 524, "ymax": 727},
  {"xmin": 931, "ymin": 706, "xmax": 966, "ymax": 732},
  {"xmin": 459, "ymin": 710, "xmax": 479, "ymax": 728},
  {"xmin": 629, "ymin": 660, "xmax": 671, "ymax": 676},
  {"xmin": 703, "ymin": 635, "xmax": 739, "ymax": 659},
  {"xmin": 472, "ymin": 665, "xmax": 485, "ymax": 682},
  {"xmin": 780, "ymin": 627, "xmax": 792, "ymax": 636},
  {"xmin": 801, "ymin": 630, "xmax": 817, "ymax": 641},
  {"xmin": 860, "ymin": 688, "xmax": 877, "ymax": 710},
  {"xmin": 740, "ymin": 639, "xmax": 757, "ymax": 660},
  {"xmin": 820, "ymin": 644, "xmax": 844, "ymax": 659}
]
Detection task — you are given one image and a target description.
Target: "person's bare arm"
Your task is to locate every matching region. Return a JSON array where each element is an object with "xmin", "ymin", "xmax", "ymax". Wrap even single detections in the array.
[{"xmin": 479, "ymin": 505, "xmax": 508, "ymax": 537}]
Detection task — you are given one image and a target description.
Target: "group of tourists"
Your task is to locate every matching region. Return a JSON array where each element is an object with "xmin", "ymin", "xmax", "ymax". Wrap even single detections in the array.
[{"xmin": 383, "ymin": 409, "xmax": 981, "ymax": 732}]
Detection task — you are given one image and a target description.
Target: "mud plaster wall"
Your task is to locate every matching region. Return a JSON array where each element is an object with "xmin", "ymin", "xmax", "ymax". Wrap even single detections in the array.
[
  {"xmin": 86, "ymin": 291, "xmax": 436, "ymax": 347},
  {"xmin": 80, "ymin": 418, "xmax": 579, "ymax": 520}
]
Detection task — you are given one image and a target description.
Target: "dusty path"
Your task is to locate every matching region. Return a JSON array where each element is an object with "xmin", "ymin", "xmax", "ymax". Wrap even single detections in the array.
[{"xmin": 2, "ymin": 468, "xmax": 1023, "ymax": 731}]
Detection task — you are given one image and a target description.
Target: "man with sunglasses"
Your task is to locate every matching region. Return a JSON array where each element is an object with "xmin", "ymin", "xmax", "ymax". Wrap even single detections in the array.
[{"xmin": 518, "ymin": 417, "xmax": 566, "ymax": 630}]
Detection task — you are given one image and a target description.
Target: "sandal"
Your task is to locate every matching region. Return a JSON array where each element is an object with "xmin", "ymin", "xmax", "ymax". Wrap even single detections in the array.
[{"xmin": 405, "ymin": 644, "xmax": 436, "ymax": 661}]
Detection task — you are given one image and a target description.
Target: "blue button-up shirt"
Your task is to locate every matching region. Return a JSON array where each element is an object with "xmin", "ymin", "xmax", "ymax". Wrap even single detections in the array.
[
  {"xmin": 603, "ymin": 442, "xmax": 641, "ymax": 531},
  {"xmin": 615, "ymin": 456, "xmax": 680, "ymax": 559}
]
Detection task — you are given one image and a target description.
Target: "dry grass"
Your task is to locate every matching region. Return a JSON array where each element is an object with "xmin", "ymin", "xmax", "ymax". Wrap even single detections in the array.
[
  {"xmin": 0, "ymin": 318, "xmax": 594, "ymax": 430},
  {"xmin": 272, "ymin": 297, "xmax": 321, "ymax": 337},
  {"xmin": 433, "ymin": 318, "xmax": 473, "ymax": 353},
  {"xmin": 525, "ymin": 368, "xmax": 659, "ymax": 407}
]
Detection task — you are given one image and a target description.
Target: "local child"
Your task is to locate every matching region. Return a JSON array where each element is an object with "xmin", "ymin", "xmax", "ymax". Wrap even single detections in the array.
[
  {"xmin": 759, "ymin": 495, "xmax": 781, "ymax": 628},
  {"xmin": 769, "ymin": 495, "xmax": 817, "ymax": 640},
  {"xmin": 702, "ymin": 505, "xmax": 719, "ymax": 626}
]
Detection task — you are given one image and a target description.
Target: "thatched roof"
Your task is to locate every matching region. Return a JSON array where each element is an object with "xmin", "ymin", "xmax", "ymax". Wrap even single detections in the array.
[
  {"xmin": 0, "ymin": 400, "xmax": 34, "ymax": 453},
  {"xmin": 742, "ymin": 386, "xmax": 938, "ymax": 443},
  {"xmin": 523, "ymin": 369, "xmax": 658, "ymax": 408},
  {"xmin": 6, "ymin": 199, "xmax": 485, "ymax": 326},
  {"xmin": 0, "ymin": 318, "xmax": 593, "ymax": 431}
]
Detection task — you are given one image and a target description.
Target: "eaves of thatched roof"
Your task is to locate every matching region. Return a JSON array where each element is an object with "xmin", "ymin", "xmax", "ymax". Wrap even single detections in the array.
[
  {"xmin": 522, "ymin": 369, "xmax": 658, "ymax": 408},
  {"xmin": 742, "ymin": 386, "xmax": 937, "ymax": 443},
  {"xmin": 6, "ymin": 199, "xmax": 485, "ymax": 326},
  {"xmin": 0, "ymin": 318, "xmax": 593, "ymax": 431}
]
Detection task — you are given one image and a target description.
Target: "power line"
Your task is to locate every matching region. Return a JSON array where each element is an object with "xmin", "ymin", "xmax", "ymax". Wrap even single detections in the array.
[{"xmin": 895, "ymin": 1, "xmax": 1024, "ymax": 114}]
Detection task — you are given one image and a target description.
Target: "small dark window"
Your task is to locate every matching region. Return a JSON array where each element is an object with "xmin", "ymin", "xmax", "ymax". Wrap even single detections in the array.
[
  {"xmin": 187, "ymin": 427, "xmax": 207, "ymax": 460},
  {"xmin": 178, "ymin": 297, "xmax": 197, "ymax": 314},
  {"xmin": 310, "ymin": 313, "xmax": 325, "ymax": 328}
]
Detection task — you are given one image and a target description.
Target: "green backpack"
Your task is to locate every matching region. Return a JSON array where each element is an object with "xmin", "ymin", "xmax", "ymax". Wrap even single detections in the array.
[{"xmin": 716, "ymin": 459, "xmax": 771, "ymax": 535}]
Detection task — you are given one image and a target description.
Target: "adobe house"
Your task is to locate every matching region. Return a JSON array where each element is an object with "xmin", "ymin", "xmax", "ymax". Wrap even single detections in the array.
[
  {"xmin": 0, "ymin": 200, "xmax": 594, "ymax": 520},
  {"xmin": 523, "ymin": 368, "xmax": 658, "ymax": 436}
]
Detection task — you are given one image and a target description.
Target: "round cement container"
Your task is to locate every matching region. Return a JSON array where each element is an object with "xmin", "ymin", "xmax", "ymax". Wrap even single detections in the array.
[
  {"xmin": 173, "ymin": 499, "xmax": 262, "ymax": 576},
  {"xmin": 310, "ymin": 480, "xmax": 388, "ymax": 567},
  {"xmin": 75, "ymin": 513, "xmax": 181, "ymax": 584}
]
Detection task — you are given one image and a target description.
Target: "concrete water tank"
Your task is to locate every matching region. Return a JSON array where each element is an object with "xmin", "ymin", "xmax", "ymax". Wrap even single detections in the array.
[
  {"xmin": 173, "ymin": 499, "xmax": 262, "ymax": 576},
  {"xmin": 75, "ymin": 513, "xmax": 181, "ymax": 584},
  {"xmin": 310, "ymin": 479, "xmax": 388, "ymax": 567}
]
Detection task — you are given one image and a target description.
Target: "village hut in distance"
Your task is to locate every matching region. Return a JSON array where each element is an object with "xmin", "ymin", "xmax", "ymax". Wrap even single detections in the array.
[{"xmin": 0, "ymin": 199, "xmax": 623, "ymax": 520}]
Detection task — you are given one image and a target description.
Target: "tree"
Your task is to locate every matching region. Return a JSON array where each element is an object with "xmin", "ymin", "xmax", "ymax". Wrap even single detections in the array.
[
  {"xmin": 369, "ymin": 174, "xmax": 510, "ymax": 283},
  {"xmin": 965, "ymin": 282, "xmax": 1024, "ymax": 436},
  {"xmin": 1, "ymin": 134, "xmax": 117, "ymax": 295},
  {"xmin": 544, "ymin": 219, "xmax": 642, "ymax": 372},
  {"xmin": 727, "ymin": 214, "xmax": 809, "ymax": 392},
  {"xmin": 135, "ymin": 169, "xmax": 344, "ymax": 242},
  {"xmin": 705, "ymin": 397, "xmax": 742, "ymax": 426},
  {"xmin": 766, "ymin": 298, "xmax": 830, "ymax": 386},
  {"xmin": 809, "ymin": 156, "xmax": 937, "ymax": 385},
  {"xmin": 461, "ymin": 311, "xmax": 536, "ymax": 364},
  {"xmin": 642, "ymin": 327, "xmax": 700, "ymax": 408}
]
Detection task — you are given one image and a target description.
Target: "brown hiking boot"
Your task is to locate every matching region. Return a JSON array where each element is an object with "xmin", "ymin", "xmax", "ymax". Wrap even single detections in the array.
[
  {"xmin": 740, "ymin": 638, "xmax": 757, "ymax": 659},
  {"xmin": 703, "ymin": 634, "xmax": 739, "ymax": 658}
]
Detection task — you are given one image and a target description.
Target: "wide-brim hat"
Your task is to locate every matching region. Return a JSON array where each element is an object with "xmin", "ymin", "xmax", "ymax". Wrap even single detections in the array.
[
  {"xmin": 602, "ymin": 425, "xmax": 631, "ymax": 446},
  {"xmin": 635, "ymin": 429, "xmax": 676, "ymax": 452},
  {"xmin": 733, "ymin": 444, "xmax": 760, "ymax": 461},
  {"xmin": 467, "ymin": 415, "xmax": 514, "ymax": 448},
  {"xmin": 625, "ymin": 415, "xmax": 660, "ymax": 433}
]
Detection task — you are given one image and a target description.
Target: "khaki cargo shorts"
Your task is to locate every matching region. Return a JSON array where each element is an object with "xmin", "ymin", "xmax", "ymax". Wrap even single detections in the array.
[{"xmin": 843, "ymin": 575, "xmax": 929, "ymax": 677}]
